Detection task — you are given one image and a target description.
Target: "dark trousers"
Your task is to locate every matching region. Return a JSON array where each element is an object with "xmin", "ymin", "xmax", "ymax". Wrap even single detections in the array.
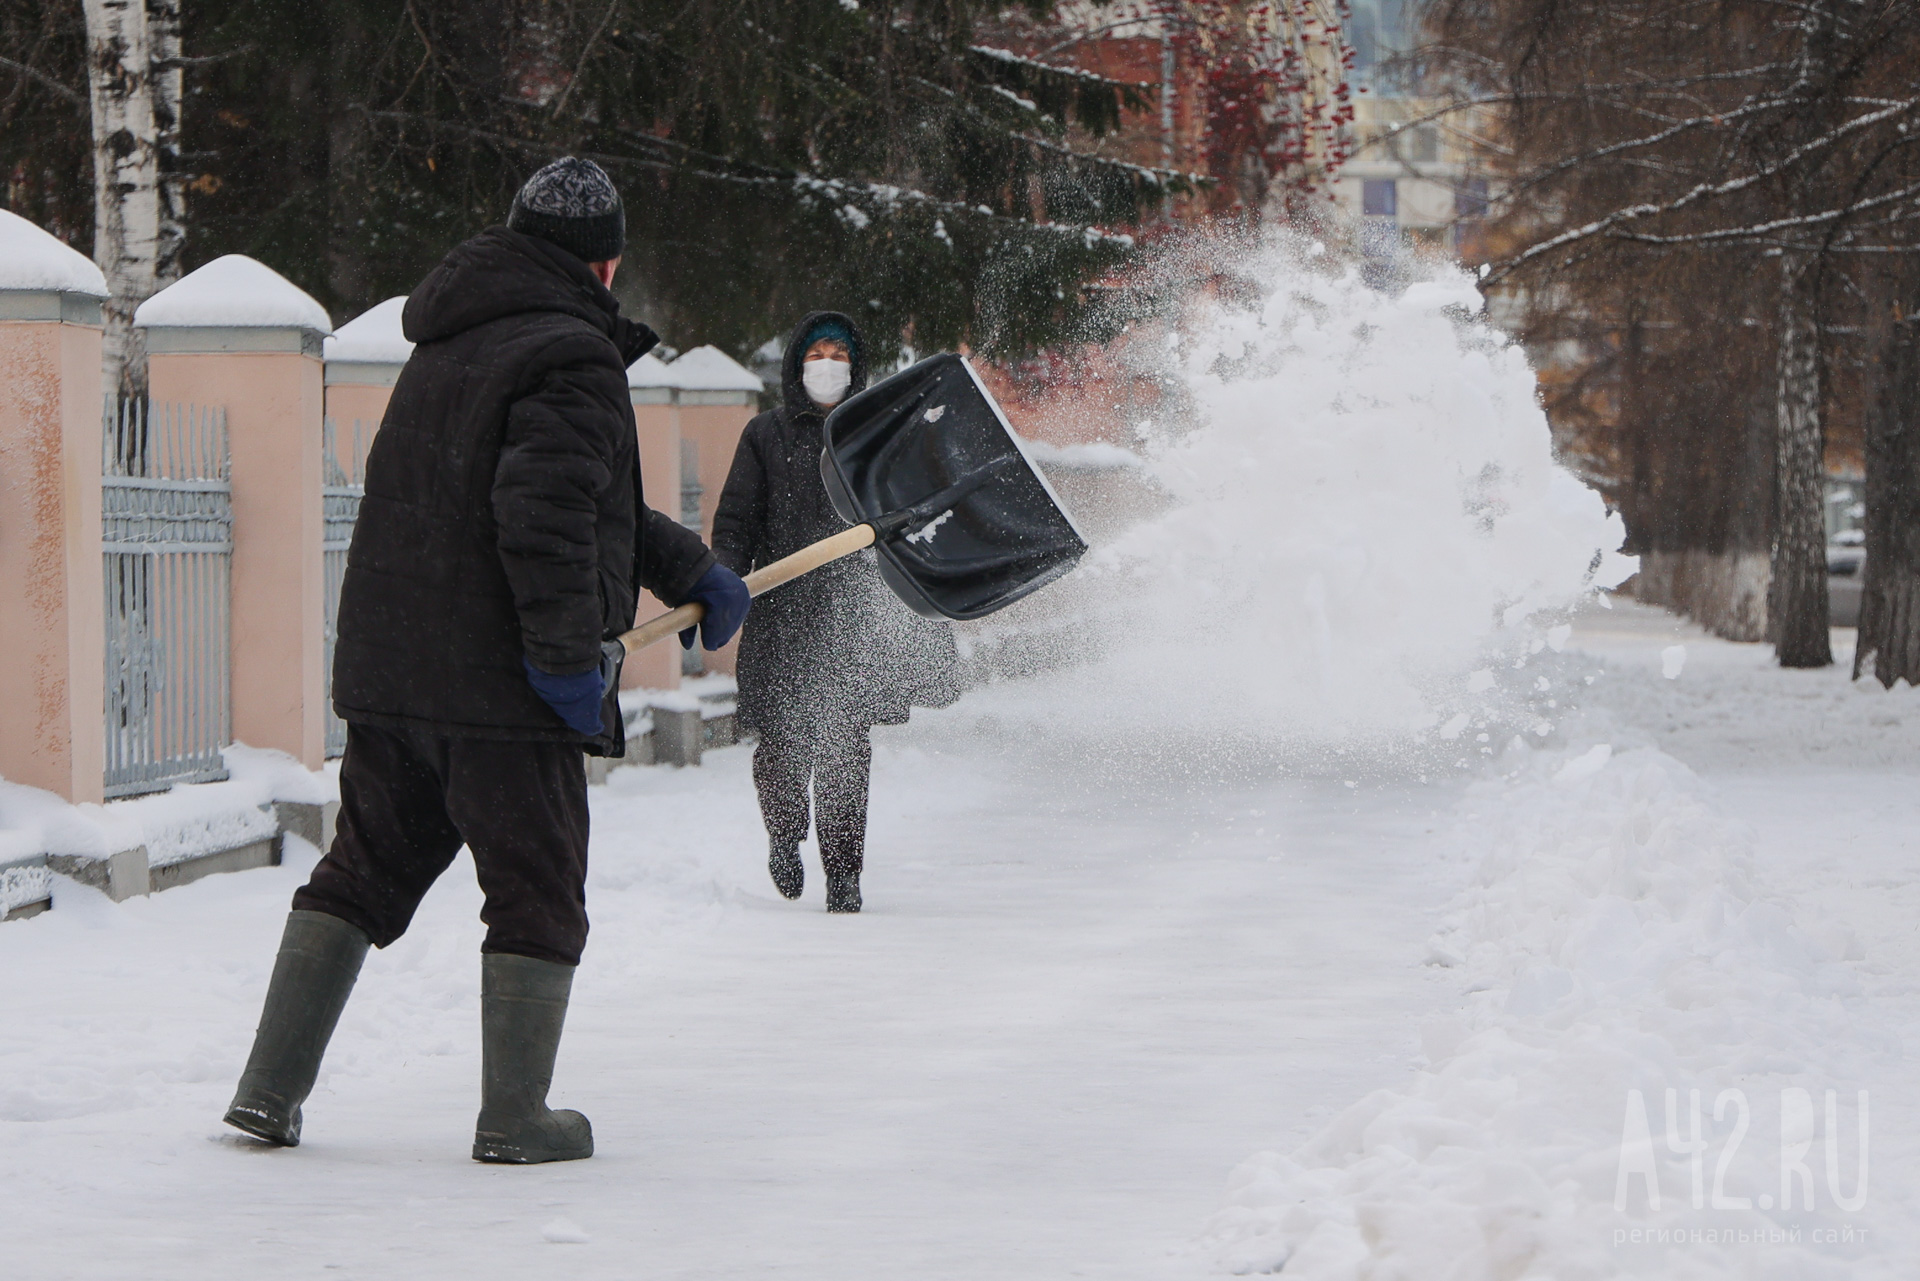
[
  {"xmin": 752, "ymin": 717, "xmax": 872, "ymax": 877},
  {"xmin": 294, "ymin": 723, "xmax": 591, "ymax": 966}
]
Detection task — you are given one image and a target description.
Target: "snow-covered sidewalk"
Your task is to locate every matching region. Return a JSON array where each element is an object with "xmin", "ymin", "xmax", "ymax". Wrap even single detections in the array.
[
  {"xmin": 3, "ymin": 597, "xmax": 1915, "ymax": 1280},
  {"xmin": 0, "ymin": 707, "xmax": 1463, "ymax": 1278},
  {"xmin": 1206, "ymin": 601, "xmax": 1920, "ymax": 1279}
]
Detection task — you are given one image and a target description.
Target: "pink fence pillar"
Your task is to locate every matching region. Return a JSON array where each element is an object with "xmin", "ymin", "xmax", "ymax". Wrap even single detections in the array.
[
  {"xmin": 0, "ymin": 213, "xmax": 108, "ymax": 803},
  {"xmin": 624, "ymin": 354, "xmax": 682, "ymax": 692},
  {"xmin": 323, "ymin": 296, "xmax": 411, "ymax": 460},
  {"xmin": 664, "ymin": 346, "xmax": 762, "ymax": 679},
  {"xmin": 137, "ymin": 256, "xmax": 332, "ymax": 769}
]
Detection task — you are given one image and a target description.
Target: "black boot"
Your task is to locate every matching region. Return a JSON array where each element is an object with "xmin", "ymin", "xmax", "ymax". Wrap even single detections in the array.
[
  {"xmin": 825, "ymin": 872, "xmax": 862, "ymax": 914},
  {"xmin": 224, "ymin": 910, "xmax": 370, "ymax": 1146},
  {"xmin": 472, "ymin": 953, "xmax": 594, "ymax": 1164},
  {"xmin": 769, "ymin": 842, "xmax": 804, "ymax": 900}
]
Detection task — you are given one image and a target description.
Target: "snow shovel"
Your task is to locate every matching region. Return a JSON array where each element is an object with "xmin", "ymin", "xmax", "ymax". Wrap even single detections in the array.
[{"xmin": 616, "ymin": 352, "xmax": 1088, "ymax": 654}]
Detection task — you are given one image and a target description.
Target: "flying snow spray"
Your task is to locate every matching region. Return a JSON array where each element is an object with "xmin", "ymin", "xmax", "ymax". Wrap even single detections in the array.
[{"xmin": 956, "ymin": 235, "xmax": 1635, "ymax": 769}]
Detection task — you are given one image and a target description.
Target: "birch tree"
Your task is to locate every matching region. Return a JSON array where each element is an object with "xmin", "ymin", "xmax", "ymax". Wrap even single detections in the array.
[
  {"xmin": 147, "ymin": 0, "xmax": 186, "ymax": 287},
  {"xmin": 81, "ymin": 0, "xmax": 160, "ymax": 395}
]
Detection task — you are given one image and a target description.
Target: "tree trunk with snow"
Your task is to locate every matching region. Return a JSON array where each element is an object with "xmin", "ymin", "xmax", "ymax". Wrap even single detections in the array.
[
  {"xmin": 1768, "ymin": 253, "xmax": 1831, "ymax": 668},
  {"xmin": 1855, "ymin": 295, "xmax": 1920, "ymax": 687},
  {"xmin": 82, "ymin": 0, "xmax": 160, "ymax": 396},
  {"xmin": 147, "ymin": 0, "xmax": 186, "ymax": 288}
]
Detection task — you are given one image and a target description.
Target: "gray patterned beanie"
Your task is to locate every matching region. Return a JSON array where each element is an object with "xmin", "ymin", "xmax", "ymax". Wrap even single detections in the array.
[{"xmin": 508, "ymin": 157, "xmax": 625, "ymax": 265}]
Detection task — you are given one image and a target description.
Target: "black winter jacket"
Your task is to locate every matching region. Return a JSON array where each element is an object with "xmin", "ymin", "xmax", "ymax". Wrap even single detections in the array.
[
  {"xmin": 710, "ymin": 312, "xmax": 958, "ymax": 737},
  {"xmin": 331, "ymin": 228, "xmax": 714, "ymax": 754}
]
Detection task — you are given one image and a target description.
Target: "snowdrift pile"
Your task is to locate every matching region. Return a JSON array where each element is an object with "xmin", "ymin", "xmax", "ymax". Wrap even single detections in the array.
[{"xmin": 1203, "ymin": 739, "xmax": 1893, "ymax": 1279}]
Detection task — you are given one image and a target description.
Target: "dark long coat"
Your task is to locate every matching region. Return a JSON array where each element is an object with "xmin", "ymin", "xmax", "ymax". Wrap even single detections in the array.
[
  {"xmin": 710, "ymin": 312, "xmax": 959, "ymax": 737},
  {"xmin": 331, "ymin": 227, "xmax": 714, "ymax": 756}
]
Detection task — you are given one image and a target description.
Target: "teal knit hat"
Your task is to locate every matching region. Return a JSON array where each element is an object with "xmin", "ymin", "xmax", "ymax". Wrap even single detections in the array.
[{"xmin": 802, "ymin": 318, "xmax": 855, "ymax": 351}]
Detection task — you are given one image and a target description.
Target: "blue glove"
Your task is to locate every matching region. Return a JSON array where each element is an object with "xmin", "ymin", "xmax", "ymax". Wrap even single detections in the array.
[
  {"xmin": 523, "ymin": 656, "xmax": 609, "ymax": 736},
  {"xmin": 679, "ymin": 562, "xmax": 751, "ymax": 651}
]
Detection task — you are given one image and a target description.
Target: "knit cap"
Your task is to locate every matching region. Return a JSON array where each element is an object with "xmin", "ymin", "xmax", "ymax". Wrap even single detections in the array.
[
  {"xmin": 508, "ymin": 157, "xmax": 625, "ymax": 265},
  {"xmin": 803, "ymin": 317, "xmax": 855, "ymax": 352}
]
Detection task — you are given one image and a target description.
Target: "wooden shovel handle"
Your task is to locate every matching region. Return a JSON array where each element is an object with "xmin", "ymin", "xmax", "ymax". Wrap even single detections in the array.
[{"xmin": 615, "ymin": 523, "xmax": 878, "ymax": 655}]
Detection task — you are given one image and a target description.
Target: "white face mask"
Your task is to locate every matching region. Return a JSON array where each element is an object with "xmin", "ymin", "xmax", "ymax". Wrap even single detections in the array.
[{"xmin": 802, "ymin": 357, "xmax": 852, "ymax": 407}]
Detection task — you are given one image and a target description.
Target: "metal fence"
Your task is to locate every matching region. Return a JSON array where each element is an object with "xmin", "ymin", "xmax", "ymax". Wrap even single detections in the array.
[
  {"xmin": 323, "ymin": 419, "xmax": 368, "ymax": 758},
  {"xmin": 102, "ymin": 399, "xmax": 232, "ymax": 798}
]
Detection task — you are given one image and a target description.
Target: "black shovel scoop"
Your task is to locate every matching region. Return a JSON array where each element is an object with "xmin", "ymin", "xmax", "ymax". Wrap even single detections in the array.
[{"xmin": 617, "ymin": 352, "xmax": 1088, "ymax": 653}]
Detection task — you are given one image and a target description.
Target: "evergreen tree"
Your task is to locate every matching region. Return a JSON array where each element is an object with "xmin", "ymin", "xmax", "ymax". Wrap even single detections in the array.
[
  {"xmin": 170, "ymin": 0, "xmax": 1194, "ymax": 359},
  {"xmin": 0, "ymin": 5, "xmax": 94, "ymax": 268}
]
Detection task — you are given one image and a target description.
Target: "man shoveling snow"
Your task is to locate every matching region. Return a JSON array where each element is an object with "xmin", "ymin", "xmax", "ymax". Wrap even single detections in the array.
[{"xmin": 222, "ymin": 157, "xmax": 749, "ymax": 1164}]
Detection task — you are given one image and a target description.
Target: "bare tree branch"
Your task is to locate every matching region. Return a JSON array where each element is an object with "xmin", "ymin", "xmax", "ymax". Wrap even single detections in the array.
[{"xmin": 0, "ymin": 54, "xmax": 84, "ymax": 107}]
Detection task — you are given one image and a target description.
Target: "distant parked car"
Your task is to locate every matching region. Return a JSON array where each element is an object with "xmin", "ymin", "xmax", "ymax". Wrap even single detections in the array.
[{"xmin": 1829, "ymin": 530, "xmax": 1865, "ymax": 626}]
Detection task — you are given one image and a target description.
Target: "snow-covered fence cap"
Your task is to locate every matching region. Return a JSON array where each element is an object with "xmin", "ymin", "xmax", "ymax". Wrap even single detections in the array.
[
  {"xmin": 665, "ymin": 345, "xmax": 765, "ymax": 404},
  {"xmin": 135, "ymin": 254, "xmax": 332, "ymax": 357},
  {"xmin": 323, "ymin": 297, "xmax": 412, "ymax": 386},
  {"xmin": 627, "ymin": 352, "xmax": 675, "ymax": 405},
  {"xmin": 0, "ymin": 210, "xmax": 108, "ymax": 324}
]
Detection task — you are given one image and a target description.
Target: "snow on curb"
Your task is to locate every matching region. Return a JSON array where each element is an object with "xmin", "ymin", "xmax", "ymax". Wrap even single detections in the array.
[
  {"xmin": 0, "ymin": 778, "xmax": 143, "ymax": 865},
  {"xmin": 1204, "ymin": 742, "xmax": 1888, "ymax": 1278},
  {"xmin": 0, "ymin": 864, "xmax": 52, "ymax": 917},
  {"xmin": 92, "ymin": 746, "xmax": 329, "ymax": 869},
  {"xmin": 0, "ymin": 745, "xmax": 334, "ymax": 899}
]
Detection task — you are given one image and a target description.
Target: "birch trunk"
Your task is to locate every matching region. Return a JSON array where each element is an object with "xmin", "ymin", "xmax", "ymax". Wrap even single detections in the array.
[
  {"xmin": 147, "ymin": 0, "xmax": 186, "ymax": 287},
  {"xmin": 1768, "ymin": 252, "xmax": 1831, "ymax": 668},
  {"xmin": 82, "ymin": 0, "xmax": 160, "ymax": 397}
]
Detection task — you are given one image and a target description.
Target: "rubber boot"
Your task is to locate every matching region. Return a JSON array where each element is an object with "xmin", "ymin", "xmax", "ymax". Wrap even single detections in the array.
[
  {"xmin": 472, "ymin": 953, "xmax": 594, "ymax": 1164},
  {"xmin": 769, "ymin": 842, "xmax": 804, "ymax": 900},
  {"xmin": 224, "ymin": 910, "xmax": 370, "ymax": 1146},
  {"xmin": 825, "ymin": 872, "xmax": 862, "ymax": 914}
]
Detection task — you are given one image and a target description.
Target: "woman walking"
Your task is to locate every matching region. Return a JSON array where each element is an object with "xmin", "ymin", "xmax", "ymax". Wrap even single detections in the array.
[{"xmin": 711, "ymin": 313, "xmax": 958, "ymax": 912}]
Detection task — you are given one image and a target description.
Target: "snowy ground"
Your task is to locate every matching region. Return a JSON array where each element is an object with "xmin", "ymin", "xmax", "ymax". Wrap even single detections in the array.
[
  {"xmin": 1206, "ymin": 601, "xmax": 1920, "ymax": 1278},
  {"xmin": 2, "ymin": 598, "xmax": 1915, "ymax": 1279}
]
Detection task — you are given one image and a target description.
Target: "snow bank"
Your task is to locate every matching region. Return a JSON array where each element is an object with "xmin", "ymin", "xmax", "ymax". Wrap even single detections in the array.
[
  {"xmin": 0, "ymin": 779, "xmax": 141, "ymax": 864},
  {"xmin": 225, "ymin": 744, "xmax": 333, "ymax": 805},
  {"xmin": 323, "ymin": 296, "xmax": 412, "ymax": 363},
  {"xmin": 112, "ymin": 784, "xmax": 279, "ymax": 869},
  {"xmin": 0, "ymin": 746, "xmax": 331, "ymax": 875},
  {"xmin": 110, "ymin": 746, "xmax": 334, "ymax": 867},
  {"xmin": 980, "ymin": 238, "xmax": 1632, "ymax": 753},
  {"xmin": 1203, "ymin": 738, "xmax": 1891, "ymax": 1278},
  {"xmin": 133, "ymin": 255, "xmax": 332, "ymax": 331},
  {"xmin": 0, "ymin": 210, "xmax": 107, "ymax": 296}
]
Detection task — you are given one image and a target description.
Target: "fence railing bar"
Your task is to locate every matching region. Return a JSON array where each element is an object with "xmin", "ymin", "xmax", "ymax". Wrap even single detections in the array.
[{"xmin": 100, "ymin": 476, "xmax": 232, "ymax": 495}]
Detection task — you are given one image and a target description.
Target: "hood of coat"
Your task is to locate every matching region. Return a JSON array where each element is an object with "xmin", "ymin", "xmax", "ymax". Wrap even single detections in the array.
[
  {"xmin": 402, "ymin": 226, "xmax": 658, "ymax": 362},
  {"xmin": 781, "ymin": 310, "xmax": 869, "ymax": 419}
]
